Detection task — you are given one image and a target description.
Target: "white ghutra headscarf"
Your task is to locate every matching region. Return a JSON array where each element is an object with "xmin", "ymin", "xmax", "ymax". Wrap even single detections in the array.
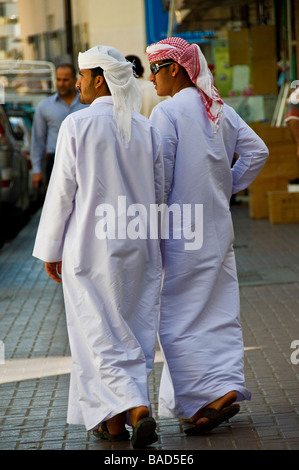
[{"xmin": 78, "ymin": 45, "xmax": 142, "ymax": 143}]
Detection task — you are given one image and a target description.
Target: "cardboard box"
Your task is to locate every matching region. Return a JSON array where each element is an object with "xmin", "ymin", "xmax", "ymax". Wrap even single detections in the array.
[
  {"xmin": 249, "ymin": 177, "xmax": 289, "ymax": 219},
  {"xmin": 228, "ymin": 29, "xmax": 250, "ymax": 65},
  {"xmin": 288, "ymin": 184, "xmax": 299, "ymax": 192},
  {"xmin": 268, "ymin": 191, "xmax": 299, "ymax": 224},
  {"xmin": 251, "ymin": 25, "xmax": 277, "ymax": 95},
  {"xmin": 250, "ymin": 124, "xmax": 295, "ymax": 145},
  {"xmin": 252, "ymin": 127, "xmax": 298, "ymax": 181},
  {"xmin": 228, "ymin": 25, "xmax": 277, "ymax": 95},
  {"xmin": 248, "ymin": 125, "xmax": 299, "ymax": 219}
]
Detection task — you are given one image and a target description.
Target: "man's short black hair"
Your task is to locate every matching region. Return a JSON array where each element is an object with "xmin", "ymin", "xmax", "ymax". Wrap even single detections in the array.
[
  {"xmin": 90, "ymin": 66, "xmax": 110, "ymax": 93},
  {"xmin": 56, "ymin": 63, "xmax": 77, "ymax": 78},
  {"xmin": 91, "ymin": 67, "xmax": 104, "ymax": 78}
]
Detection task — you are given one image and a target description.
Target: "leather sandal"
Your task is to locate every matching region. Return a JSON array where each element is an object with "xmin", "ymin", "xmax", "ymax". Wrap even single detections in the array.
[
  {"xmin": 93, "ymin": 421, "xmax": 130, "ymax": 441},
  {"xmin": 131, "ymin": 417, "xmax": 158, "ymax": 449},
  {"xmin": 184, "ymin": 403, "xmax": 240, "ymax": 436}
]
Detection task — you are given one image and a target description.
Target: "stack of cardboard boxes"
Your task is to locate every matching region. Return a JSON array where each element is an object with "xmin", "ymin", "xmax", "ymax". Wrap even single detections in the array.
[
  {"xmin": 248, "ymin": 124, "xmax": 299, "ymax": 223},
  {"xmin": 228, "ymin": 25, "xmax": 278, "ymax": 96},
  {"xmin": 228, "ymin": 24, "xmax": 299, "ymax": 224}
]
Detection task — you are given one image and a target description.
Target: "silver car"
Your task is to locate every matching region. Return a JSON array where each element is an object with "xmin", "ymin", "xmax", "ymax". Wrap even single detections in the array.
[
  {"xmin": 6, "ymin": 108, "xmax": 40, "ymax": 205},
  {"xmin": 0, "ymin": 104, "xmax": 30, "ymax": 240}
]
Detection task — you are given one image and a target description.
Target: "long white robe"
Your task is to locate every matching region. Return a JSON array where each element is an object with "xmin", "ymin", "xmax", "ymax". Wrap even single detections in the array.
[
  {"xmin": 150, "ymin": 87, "xmax": 269, "ymax": 419},
  {"xmin": 33, "ymin": 96, "xmax": 164, "ymax": 430}
]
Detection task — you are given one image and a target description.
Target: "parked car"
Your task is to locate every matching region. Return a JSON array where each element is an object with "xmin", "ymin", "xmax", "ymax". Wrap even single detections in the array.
[
  {"xmin": 5, "ymin": 107, "xmax": 40, "ymax": 205},
  {"xmin": 0, "ymin": 104, "xmax": 30, "ymax": 240},
  {"xmin": 0, "ymin": 60, "xmax": 56, "ymax": 244},
  {"xmin": 0, "ymin": 169, "xmax": 3, "ymax": 249}
]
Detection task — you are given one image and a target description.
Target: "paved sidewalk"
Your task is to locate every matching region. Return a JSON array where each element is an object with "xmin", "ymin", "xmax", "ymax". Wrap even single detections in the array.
[{"xmin": 0, "ymin": 203, "xmax": 299, "ymax": 452}]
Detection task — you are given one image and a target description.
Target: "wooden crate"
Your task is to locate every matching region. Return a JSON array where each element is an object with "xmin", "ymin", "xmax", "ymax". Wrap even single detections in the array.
[{"xmin": 268, "ymin": 191, "xmax": 299, "ymax": 224}]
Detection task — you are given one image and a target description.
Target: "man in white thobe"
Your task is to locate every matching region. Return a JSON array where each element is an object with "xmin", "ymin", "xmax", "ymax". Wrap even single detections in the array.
[
  {"xmin": 32, "ymin": 45, "xmax": 164, "ymax": 449},
  {"xmin": 146, "ymin": 37, "xmax": 269, "ymax": 435}
]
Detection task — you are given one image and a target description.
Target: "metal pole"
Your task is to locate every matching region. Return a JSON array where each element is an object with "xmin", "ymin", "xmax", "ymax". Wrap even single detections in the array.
[
  {"xmin": 64, "ymin": 0, "xmax": 74, "ymax": 65},
  {"xmin": 282, "ymin": 0, "xmax": 287, "ymax": 85},
  {"xmin": 167, "ymin": 0, "xmax": 176, "ymax": 37},
  {"xmin": 287, "ymin": 0, "xmax": 293, "ymax": 81}
]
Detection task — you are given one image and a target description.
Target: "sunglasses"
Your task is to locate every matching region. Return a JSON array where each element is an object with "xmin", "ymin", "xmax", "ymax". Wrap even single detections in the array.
[{"xmin": 150, "ymin": 62, "xmax": 174, "ymax": 75}]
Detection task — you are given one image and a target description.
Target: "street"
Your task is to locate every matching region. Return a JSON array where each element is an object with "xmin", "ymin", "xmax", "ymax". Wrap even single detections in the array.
[{"xmin": 0, "ymin": 202, "xmax": 299, "ymax": 451}]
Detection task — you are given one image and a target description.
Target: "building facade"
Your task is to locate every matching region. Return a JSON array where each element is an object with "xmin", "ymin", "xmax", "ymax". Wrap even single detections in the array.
[
  {"xmin": 17, "ymin": 0, "xmax": 149, "ymax": 69},
  {"xmin": 10, "ymin": 0, "xmax": 299, "ymax": 119},
  {"xmin": 0, "ymin": 0, "xmax": 21, "ymax": 60}
]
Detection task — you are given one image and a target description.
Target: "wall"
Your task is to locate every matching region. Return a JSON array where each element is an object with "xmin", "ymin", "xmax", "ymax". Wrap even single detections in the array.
[{"xmin": 18, "ymin": 0, "xmax": 150, "ymax": 72}]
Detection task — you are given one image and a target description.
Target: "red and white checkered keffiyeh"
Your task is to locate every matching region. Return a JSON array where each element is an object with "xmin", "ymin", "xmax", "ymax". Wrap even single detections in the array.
[{"xmin": 146, "ymin": 37, "xmax": 223, "ymax": 133}]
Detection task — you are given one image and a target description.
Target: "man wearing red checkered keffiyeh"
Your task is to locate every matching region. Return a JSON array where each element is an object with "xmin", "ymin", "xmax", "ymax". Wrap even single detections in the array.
[
  {"xmin": 146, "ymin": 37, "xmax": 269, "ymax": 436},
  {"xmin": 146, "ymin": 36, "xmax": 223, "ymax": 133}
]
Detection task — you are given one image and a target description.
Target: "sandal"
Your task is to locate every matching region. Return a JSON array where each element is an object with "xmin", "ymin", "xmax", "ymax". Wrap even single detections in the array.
[
  {"xmin": 184, "ymin": 403, "xmax": 240, "ymax": 436},
  {"xmin": 93, "ymin": 421, "xmax": 130, "ymax": 441},
  {"xmin": 131, "ymin": 417, "xmax": 158, "ymax": 449}
]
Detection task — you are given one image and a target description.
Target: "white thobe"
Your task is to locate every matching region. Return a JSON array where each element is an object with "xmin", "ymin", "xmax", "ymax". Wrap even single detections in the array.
[
  {"xmin": 150, "ymin": 87, "xmax": 269, "ymax": 419},
  {"xmin": 33, "ymin": 96, "xmax": 164, "ymax": 430}
]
